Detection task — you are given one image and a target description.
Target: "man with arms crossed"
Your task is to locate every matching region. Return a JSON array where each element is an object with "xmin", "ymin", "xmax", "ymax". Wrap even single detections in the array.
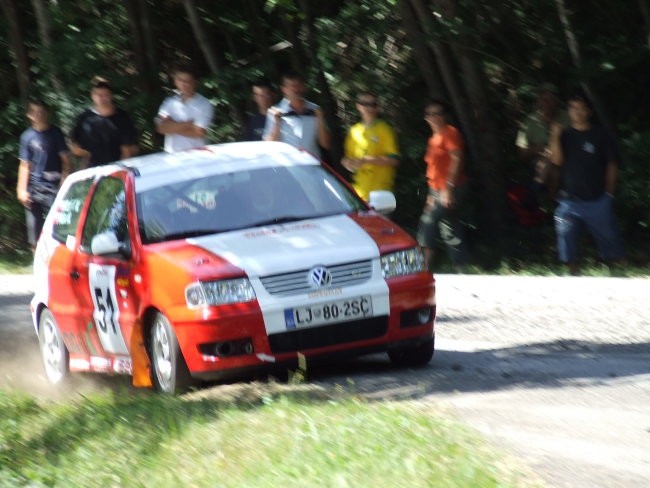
[{"xmin": 156, "ymin": 64, "xmax": 215, "ymax": 152}]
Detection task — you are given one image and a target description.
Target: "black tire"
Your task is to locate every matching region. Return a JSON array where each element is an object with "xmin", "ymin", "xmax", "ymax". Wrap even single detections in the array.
[
  {"xmin": 388, "ymin": 336, "xmax": 435, "ymax": 368},
  {"xmin": 149, "ymin": 311, "xmax": 193, "ymax": 394},
  {"xmin": 38, "ymin": 309, "xmax": 70, "ymax": 385}
]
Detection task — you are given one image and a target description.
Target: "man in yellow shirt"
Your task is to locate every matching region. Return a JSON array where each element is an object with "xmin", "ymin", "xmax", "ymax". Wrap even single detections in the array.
[{"xmin": 342, "ymin": 92, "xmax": 400, "ymax": 201}]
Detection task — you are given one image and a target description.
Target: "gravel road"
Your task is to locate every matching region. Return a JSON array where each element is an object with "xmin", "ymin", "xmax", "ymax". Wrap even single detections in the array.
[{"xmin": 1, "ymin": 273, "xmax": 649, "ymax": 487}]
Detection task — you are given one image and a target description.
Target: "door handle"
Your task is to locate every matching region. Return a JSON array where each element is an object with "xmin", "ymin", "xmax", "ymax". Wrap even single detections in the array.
[{"xmin": 70, "ymin": 270, "xmax": 80, "ymax": 280}]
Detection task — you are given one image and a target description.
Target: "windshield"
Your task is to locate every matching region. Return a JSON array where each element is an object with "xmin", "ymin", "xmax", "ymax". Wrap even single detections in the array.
[{"xmin": 137, "ymin": 164, "xmax": 366, "ymax": 243}]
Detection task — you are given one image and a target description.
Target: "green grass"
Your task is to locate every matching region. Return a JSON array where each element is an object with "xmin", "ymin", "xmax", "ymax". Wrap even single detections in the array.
[
  {"xmin": 0, "ymin": 250, "xmax": 32, "ymax": 274},
  {"xmin": 0, "ymin": 386, "xmax": 539, "ymax": 488}
]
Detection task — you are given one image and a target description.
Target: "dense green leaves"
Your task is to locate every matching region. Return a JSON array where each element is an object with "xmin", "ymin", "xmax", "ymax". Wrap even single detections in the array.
[{"xmin": 1, "ymin": 0, "xmax": 648, "ymax": 266}]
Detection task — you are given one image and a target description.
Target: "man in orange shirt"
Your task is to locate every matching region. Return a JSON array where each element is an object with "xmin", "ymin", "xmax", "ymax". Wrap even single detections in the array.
[{"xmin": 416, "ymin": 100, "xmax": 469, "ymax": 271}]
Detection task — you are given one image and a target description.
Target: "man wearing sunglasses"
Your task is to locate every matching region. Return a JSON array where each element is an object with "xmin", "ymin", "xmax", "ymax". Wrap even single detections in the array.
[
  {"xmin": 342, "ymin": 92, "xmax": 400, "ymax": 202},
  {"xmin": 416, "ymin": 100, "xmax": 469, "ymax": 272}
]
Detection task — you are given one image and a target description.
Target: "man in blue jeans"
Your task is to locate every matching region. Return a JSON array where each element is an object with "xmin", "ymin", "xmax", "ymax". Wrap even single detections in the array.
[{"xmin": 549, "ymin": 92, "xmax": 625, "ymax": 275}]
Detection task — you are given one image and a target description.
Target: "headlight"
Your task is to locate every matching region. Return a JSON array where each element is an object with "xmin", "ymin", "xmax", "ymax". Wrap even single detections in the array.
[
  {"xmin": 185, "ymin": 278, "xmax": 256, "ymax": 308},
  {"xmin": 381, "ymin": 248, "xmax": 426, "ymax": 278}
]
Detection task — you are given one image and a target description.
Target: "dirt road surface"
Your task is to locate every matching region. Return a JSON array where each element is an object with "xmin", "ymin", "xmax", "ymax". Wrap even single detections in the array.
[{"xmin": 1, "ymin": 273, "xmax": 649, "ymax": 487}]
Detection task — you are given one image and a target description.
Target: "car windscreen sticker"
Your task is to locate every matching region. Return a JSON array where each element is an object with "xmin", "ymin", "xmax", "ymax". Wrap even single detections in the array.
[{"xmin": 89, "ymin": 263, "xmax": 129, "ymax": 355}]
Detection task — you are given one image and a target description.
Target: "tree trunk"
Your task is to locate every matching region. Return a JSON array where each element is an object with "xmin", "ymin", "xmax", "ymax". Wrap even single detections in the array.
[
  {"xmin": 296, "ymin": 0, "xmax": 343, "ymax": 166},
  {"xmin": 397, "ymin": 0, "xmax": 445, "ymax": 100},
  {"xmin": 122, "ymin": 0, "xmax": 151, "ymax": 90},
  {"xmin": 279, "ymin": 11, "xmax": 307, "ymax": 72},
  {"xmin": 639, "ymin": 0, "xmax": 650, "ymax": 50},
  {"xmin": 123, "ymin": 0, "xmax": 160, "ymax": 94},
  {"xmin": 410, "ymin": 0, "xmax": 508, "ymax": 262},
  {"xmin": 554, "ymin": 0, "xmax": 610, "ymax": 127},
  {"xmin": 137, "ymin": 0, "xmax": 160, "ymax": 83},
  {"xmin": 182, "ymin": 0, "xmax": 246, "ymax": 133},
  {"xmin": 0, "ymin": 0, "xmax": 30, "ymax": 101},
  {"xmin": 244, "ymin": 0, "xmax": 278, "ymax": 79},
  {"xmin": 407, "ymin": 0, "xmax": 478, "ymax": 164},
  {"xmin": 30, "ymin": 0, "xmax": 64, "ymax": 94},
  {"xmin": 181, "ymin": 0, "xmax": 221, "ymax": 75}
]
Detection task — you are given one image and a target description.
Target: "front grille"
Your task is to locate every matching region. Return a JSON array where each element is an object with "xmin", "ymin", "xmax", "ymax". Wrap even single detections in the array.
[
  {"xmin": 268, "ymin": 316, "xmax": 388, "ymax": 354},
  {"xmin": 260, "ymin": 260, "xmax": 372, "ymax": 296}
]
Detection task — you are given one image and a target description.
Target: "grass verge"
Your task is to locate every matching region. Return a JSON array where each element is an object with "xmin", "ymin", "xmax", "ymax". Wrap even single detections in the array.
[
  {"xmin": 0, "ymin": 250, "xmax": 32, "ymax": 274},
  {"xmin": 0, "ymin": 386, "xmax": 540, "ymax": 488}
]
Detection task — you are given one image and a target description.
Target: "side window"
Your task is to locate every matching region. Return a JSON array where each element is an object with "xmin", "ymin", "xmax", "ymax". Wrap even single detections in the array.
[
  {"xmin": 81, "ymin": 177, "xmax": 128, "ymax": 253},
  {"xmin": 52, "ymin": 179, "xmax": 93, "ymax": 244}
]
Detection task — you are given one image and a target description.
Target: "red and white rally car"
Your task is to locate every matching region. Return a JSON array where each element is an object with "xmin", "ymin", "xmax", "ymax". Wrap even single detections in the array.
[{"xmin": 32, "ymin": 141, "xmax": 435, "ymax": 394}]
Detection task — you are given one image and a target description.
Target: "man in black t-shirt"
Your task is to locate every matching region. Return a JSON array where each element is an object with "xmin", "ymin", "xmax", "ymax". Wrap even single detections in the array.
[
  {"xmin": 549, "ymin": 93, "xmax": 625, "ymax": 275},
  {"xmin": 70, "ymin": 76, "xmax": 139, "ymax": 168},
  {"xmin": 17, "ymin": 100, "xmax": 71, "ymax": 250}
]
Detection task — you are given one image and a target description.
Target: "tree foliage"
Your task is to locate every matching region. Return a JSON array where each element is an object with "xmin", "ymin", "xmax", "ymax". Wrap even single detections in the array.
[{"xmin": 1, "ymin": 0, "xmax": 648, "ymax": 266}]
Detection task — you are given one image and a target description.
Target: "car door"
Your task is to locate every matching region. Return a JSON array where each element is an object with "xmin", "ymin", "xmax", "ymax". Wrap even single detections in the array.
[
  {"xmin": 44, "ymin": 177, "xmax": 96, "ymax": 356},
  {"xmin": 75, "ymin": 174, "xmax": 139, "ymax": 368}
]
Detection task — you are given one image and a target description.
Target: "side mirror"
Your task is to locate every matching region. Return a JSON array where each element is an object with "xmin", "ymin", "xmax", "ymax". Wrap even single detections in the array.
[
  {"xmin": 91, "ymin": 231, "xmax": 130, "ymax": 258},
  {"xmin": 368, "ymin": 190, "xmax": 396, "ymax": 215}
]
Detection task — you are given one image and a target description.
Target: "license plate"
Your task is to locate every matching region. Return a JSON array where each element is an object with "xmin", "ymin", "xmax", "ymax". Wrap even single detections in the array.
[{"xmin": 284, "ymin": 296, "xmax": 373, "ymax": 329}]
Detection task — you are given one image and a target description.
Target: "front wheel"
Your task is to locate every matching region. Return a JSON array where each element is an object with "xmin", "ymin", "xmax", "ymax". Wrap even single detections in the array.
[
  {"xmin": 388, "ymin": 336, "xmax": 435, "ymax": 368},
  {"xmin": 149, "ymin": 312, "xmax": 193, "ymax": 395},
  {"xmin": 38, "ymin": 309, "xmax": 70, "ymax": 384}
]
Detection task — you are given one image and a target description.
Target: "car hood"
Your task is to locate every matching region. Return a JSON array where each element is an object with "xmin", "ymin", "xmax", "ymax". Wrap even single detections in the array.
[{"xmin": 188, "ymin": 214, "xmax": 381, "ymax": 277}]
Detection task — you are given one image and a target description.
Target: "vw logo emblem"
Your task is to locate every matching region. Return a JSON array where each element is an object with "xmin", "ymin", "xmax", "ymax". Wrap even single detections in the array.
[{"xmin": 308, "ymin": 266, "xmax": 332, "ymax": 288}]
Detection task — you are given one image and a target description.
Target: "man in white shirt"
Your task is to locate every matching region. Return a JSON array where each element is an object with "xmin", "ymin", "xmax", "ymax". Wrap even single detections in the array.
[
  {"xmin": 263, "ymin": 71, "xmax": 330, "ymax": 158},
  {"xmin": 155, "ymin": 65, "xmax": 214, "ymax": 152}
]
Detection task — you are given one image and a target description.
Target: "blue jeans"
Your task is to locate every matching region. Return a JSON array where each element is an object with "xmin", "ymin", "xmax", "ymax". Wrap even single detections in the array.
[{"xmin": 554, "ymin": 193, "xmax": 625, "ymax": 263}]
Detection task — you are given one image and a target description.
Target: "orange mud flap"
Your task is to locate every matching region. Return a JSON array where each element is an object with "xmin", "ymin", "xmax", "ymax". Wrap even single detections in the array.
[{"xmin": 130, "ymin": 320, "xmax": 153, "ymax": 388}]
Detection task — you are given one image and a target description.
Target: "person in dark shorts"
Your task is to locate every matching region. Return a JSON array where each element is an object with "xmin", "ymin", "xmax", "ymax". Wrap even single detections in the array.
[
  {"xmin": 70, "ymin": 76, "xmax": 139, "ymax": 167},
  {"xmin": 549, "ymin": 92, "xmax": 626, "ymax": 275},
  {"xmin": 416, "ymin": 100, "xmax": 470, "ymax": 272},
  {"xmin": 16, "ymin": 100, "xmax": 71, "ymax": 250}
]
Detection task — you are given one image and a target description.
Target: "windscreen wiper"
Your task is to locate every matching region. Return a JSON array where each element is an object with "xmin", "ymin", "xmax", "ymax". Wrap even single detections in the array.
[{"xmin": 248, "ymin": 216, "xmax": 305, "ymax": 228}]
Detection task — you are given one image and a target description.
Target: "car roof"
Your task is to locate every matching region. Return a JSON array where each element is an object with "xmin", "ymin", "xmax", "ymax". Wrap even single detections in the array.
[{"xmin": 65, "ymin": 141, "xmax": 321, "ymax": 190}]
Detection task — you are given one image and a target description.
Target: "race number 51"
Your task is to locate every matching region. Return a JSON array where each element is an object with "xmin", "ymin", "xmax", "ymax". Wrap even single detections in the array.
[{"xmin": 89, "ymin": 264, "xmax": 128, "ymax": 355}]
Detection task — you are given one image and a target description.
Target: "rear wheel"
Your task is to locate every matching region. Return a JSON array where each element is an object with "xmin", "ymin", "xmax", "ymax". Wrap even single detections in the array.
[
  {"xmin": 388, "ymin": 336, "xmax": 435, "ymax": 368},
  {"xmin": 38, "ymin": 309, "xmax": 70, "ymax": 384},
  {"xmin": 150, "ymin": 312, "xmax": 193, "ymax": 395}
]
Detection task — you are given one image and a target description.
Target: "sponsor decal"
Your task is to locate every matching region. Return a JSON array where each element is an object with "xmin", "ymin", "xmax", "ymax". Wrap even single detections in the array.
[
  {"xmin": 307, "ymin": 288, "xmax": 343, "ymax": 299},
  {"xmin": 116, "ymin": 277, "xmax": 130, "ymax": 287},
  {"xmin": 69, "ymin": 358, "xmax": 91, "ymax": 371},
  {"xmin": 244, "ymin": 222, "xmax": 317, "ymax": 238},
  {"xmin": 90, "ymin": 356, "xmax": 111, "ymax": 371},
  {"xmin": 89, "ymin": 264, "xmax": 129, "ymax": 355},
  {"xmin": 113, "ymin": 357, "xmax": 133, "ymax": 374}
]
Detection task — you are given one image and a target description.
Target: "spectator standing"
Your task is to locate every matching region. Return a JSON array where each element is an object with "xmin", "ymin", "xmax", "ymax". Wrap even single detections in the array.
[
  {"xmin": 515, "ymin": 83, "xmax": 569, "ymax": 200},
  {"xmin": 243, "ymin": 78, "xmax": 275, "ymax": 141},
  {"xmin": 549, "ymin": 92, "xmax": 625, "ymax": 275},
  {"xmin": 70, "ymin": 76, "xmax": 139, "ymax": 168},
  {"xmin": 263, "ymin": 71, "xmax": 330, "ymax": 158},
  {"xmin": 341, "ymin": 92, "xmax": 400, "ymax": 201},
  {"xmin": 155, "ymin": 64, "xmax": 214, "ymax": 152},
  {"xmin": 416, "ymin": 101, "xmax": 470, "ymax": 272},
  {"xmin": 16, "ymin": 100, "xmax": 71, "ymax": 250}
]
